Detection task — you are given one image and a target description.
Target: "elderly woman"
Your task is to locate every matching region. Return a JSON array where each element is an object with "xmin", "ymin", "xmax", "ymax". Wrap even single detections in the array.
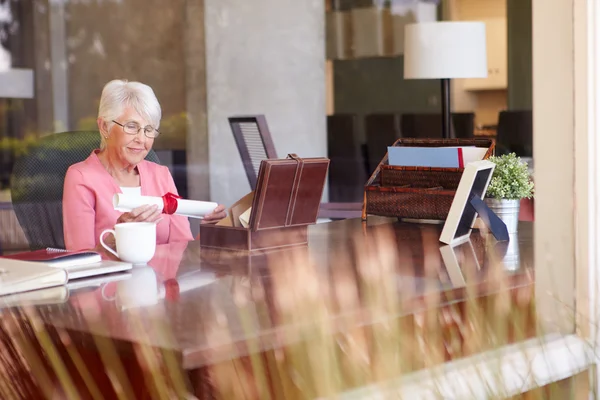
[{"xmin": 63, "ymin": 79, "xmax": 226, "ymax": 251}]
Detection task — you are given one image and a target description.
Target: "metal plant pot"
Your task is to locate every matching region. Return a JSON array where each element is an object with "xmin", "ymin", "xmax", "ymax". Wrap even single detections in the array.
[{"xmin": 484, "ymin": 198, "xmax": 520, "ymax": 234}]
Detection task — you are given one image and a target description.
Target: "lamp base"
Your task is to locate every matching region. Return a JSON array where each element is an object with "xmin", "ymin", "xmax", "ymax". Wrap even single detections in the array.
[{"xmin": 441, "ymin": 78, "xmax": 452, "ymax": 139}]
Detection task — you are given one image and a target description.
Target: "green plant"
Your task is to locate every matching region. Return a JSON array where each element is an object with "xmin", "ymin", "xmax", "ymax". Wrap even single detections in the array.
[{"xmin": 486, "ymin": 153, "xmax": 534, "ymax": 200}]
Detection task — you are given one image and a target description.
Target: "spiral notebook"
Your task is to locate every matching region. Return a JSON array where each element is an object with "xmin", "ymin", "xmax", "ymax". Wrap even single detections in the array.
[
  {"xmin": 3, "ymin": 248, "xmax": 102, "ymax": 268},
  {"xmin": 0, "ymin": 248, "xmax": 132, "ymax": 292}
]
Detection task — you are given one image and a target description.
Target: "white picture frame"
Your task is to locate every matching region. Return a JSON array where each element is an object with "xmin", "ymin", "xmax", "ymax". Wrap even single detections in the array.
[{"xmin": 439, "ymin": 160, "xmax": 495, "ymax": 245}]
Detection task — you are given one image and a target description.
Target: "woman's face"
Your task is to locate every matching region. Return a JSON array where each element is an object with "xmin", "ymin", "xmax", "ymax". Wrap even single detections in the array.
[{"xmin": 104, "ymin": 106, "xmax": 156, "ymax": 166}]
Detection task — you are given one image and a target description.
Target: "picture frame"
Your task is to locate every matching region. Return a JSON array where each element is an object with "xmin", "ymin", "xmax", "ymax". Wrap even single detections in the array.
[{"xmin": 439, "ymin": 160, "xmax": 496, "ymax": 245}]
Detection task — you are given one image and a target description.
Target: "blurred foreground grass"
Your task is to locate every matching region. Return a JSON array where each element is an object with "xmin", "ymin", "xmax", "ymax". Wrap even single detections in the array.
[{"xmin": 0, "ymin": 224, "xmax": 591, "ymax": 399}]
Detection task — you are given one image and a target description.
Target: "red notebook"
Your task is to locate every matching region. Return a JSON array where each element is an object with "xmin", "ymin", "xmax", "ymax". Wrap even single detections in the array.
[{"xmin": 3, "ymin": 248, "xmax": 102, "ymax": 268}]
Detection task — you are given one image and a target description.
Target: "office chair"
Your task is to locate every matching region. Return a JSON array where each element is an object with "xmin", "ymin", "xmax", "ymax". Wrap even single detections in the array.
[
  {"xmin": 496, "ymin": 110, "xmax": 533, "ymax": 157},
  {"xmin": 228, "ymin": 115, "xmax": 363, "ymax": 219},
  {"xmin": 327, "ymin": 114, "xmax": 367, "ymax": 202},
  {"xmin": 451, "ymin": 112, "xmax": 476, "ymax": 139},
  {"xmin": 10, "ymin": 131, "xmax": 160, "ymax": 250},
  {"xmin": 401, "ymin": 113, "xmax": 444, "ymax": 138},
  {"xmin": 365, "ymin": 113, "xmax": 402, "ymax": 175},
  {"xmin": 400, "ymin": 112, "xmax": 475, "ymax": 139},
  {"xmin": 229, "ymin": 115, "xmax": 277, "ymax": 190}
]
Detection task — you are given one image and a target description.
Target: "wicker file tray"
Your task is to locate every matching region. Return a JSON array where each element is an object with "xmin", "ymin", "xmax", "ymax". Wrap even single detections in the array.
[{"xmin": 362, "ymin": 138, "xmax": 495, "ymax": 221}]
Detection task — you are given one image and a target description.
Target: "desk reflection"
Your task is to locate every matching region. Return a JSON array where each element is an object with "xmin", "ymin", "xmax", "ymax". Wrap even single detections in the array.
[{"xmin": 0, "ymin": 217, "xmax": 535, "ymax": 399}]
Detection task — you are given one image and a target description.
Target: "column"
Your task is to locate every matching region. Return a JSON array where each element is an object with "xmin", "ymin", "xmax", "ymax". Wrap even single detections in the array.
[{"xmin": 203, "ymin": 0, "xmax": 327, "ymax": 205}]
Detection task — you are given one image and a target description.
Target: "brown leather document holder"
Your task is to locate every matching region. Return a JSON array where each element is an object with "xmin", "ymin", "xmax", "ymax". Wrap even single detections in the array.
[{"xmin": 199, "ymin": 154, "xmax": 330, "ymax": 252}]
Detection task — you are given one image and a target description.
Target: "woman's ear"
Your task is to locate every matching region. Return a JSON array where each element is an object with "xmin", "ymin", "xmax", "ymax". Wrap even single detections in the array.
[{"xmin": 97, "ymin": 118, "xmax": 108, "ymax": 137}]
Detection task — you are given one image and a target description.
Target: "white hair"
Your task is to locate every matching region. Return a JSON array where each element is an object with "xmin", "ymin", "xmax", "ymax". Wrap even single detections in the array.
[{"xmin": 97, "ymin": 79, "xmax": 162, "ymax": 149}]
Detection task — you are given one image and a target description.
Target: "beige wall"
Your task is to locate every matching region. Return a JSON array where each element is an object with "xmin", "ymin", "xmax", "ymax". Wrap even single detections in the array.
[
  {"xmin": 474, "ymin": 90, "xmax": 507, "ymax": 127},
  {"xmin": 204, "ymin": 0, "xmax": 327, "ymax": 206},
  {"xmin": 456, "ymin": 0, "xmax": 506, "ymax": 20}
]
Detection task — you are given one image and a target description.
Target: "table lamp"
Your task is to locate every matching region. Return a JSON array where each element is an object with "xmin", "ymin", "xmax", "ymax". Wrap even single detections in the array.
[{"xmin": 404, "ymin": 21, "xmax": 487, "ymax": 139}]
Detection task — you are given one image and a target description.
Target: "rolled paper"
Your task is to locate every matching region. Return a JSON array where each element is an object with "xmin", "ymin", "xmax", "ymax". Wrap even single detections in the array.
[{"xmin": 113, "ymin": 193, "xmax": 218, "ymax": 219}]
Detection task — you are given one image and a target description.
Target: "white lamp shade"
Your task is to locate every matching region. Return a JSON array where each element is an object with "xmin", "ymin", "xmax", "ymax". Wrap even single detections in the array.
[{"xmin": 404, "ymin": 21, "xmax": 487, "ymax": 79}]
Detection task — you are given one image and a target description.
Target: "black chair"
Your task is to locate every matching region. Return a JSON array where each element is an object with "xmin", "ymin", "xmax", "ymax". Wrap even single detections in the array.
[
  {"xmin": 401, "ymin": 113, "xmax": 444, "ymax": 139},
  {"xmin": 365, "ymin": 113, "xmax": 402, "ymax": 174},
  {"xmin": 400, "ymin": 112, "xmax": 475, "ymax": 139},
  {"xmin": 228, "ymin": 115, "xmax": 277, "ymax": 190},
  {"xmin": 496, "ymin": 110, "xmax": 533, "ymax": 157},
  {"xmin": 10, "ymin": 131, "xmax": 160, "ymax": 250},
  {"xmin": 327, "ymin": 114, "xmax": 367, "ymax": 203},
  {"xmin": 154, "ymin": 149, "xmax": 188, "ymax": 199},
  {"xmin": 228, "ymin": 115, "xmax": 363, "ymax": 219},
  {"xmin": 451, "ymin": 112, "xmax": 476, "ymax": 139}
]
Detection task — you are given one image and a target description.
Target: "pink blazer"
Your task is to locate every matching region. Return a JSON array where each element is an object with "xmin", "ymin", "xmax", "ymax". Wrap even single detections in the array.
[{"xmin": 63, "ymin": 150, "xmax": 194, "ymax": 251}]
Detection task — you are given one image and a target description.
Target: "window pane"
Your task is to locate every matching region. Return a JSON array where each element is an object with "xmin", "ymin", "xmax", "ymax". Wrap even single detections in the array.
[{"xmin": 0, "ymin": 0, "xmax": 581, "ymax": 398}]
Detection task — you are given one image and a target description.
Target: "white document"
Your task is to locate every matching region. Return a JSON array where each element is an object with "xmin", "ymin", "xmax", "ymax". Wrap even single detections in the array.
[
  {"xmin": 388, "ymin": 146, "xmax": 488, "ymax": 168},
  {"xmin": 239, "ymin": 207, "xmax": 252, "ymax": 228},
  {"xmin": 0, "ymin": 255, "xmax": 132, "ymax": 296},
  {"xmin": 113, "ymin": 193, "xmax": 218, "ymax": 219},
  {"xmin": 462, "ymin": 147, "xmax": 489, "ymax": 164},
  {"xmin": 0, "ymin": 259, "xmax": 68, "ymax": 296},
  {"xmin": 62, "ymin": 260, "xmax": 132, "ymax": 280}
]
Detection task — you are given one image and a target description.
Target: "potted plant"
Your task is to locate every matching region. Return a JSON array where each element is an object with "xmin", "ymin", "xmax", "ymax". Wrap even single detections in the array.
[{"xmin": 484, "ymin": 153, "xmax": 534, "ymax": 233}]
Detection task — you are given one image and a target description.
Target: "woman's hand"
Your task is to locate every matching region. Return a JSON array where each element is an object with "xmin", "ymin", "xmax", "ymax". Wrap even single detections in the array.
[
  {"xmin": 201, "ymin": 204, "xmax": 227, "ymax": 224},
  {"xmin": 117, "ymin": 204, "xmax": 163, "ymax": 224}
]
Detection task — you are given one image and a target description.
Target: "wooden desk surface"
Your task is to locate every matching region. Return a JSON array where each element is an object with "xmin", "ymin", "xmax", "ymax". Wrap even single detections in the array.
[{"xmin": 0, "ymin": 217, "xmax": 536, "ymax": 398}]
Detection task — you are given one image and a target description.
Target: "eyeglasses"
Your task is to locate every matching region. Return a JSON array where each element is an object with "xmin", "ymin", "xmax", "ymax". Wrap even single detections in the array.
[{"xmin": 112, "ymin": 120, "xmax": 160, "ymax": 138}]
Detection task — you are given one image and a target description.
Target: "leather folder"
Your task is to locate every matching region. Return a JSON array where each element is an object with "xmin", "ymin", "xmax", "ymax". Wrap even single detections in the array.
[{"xmin": 200, "ymin": 154, "xmax": 329, "ymax": 251}]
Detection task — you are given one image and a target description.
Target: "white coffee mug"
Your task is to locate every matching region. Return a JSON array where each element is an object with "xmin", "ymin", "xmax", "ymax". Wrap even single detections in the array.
[{"xmin": 100, "ymin": 222, "xmax": 157, "ymax": 264}]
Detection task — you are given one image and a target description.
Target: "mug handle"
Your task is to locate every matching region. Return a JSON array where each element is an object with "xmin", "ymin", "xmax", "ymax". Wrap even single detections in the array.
[{"xmin": 99, "ymin": 229, "xmax": 119, "ymax": 258}]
